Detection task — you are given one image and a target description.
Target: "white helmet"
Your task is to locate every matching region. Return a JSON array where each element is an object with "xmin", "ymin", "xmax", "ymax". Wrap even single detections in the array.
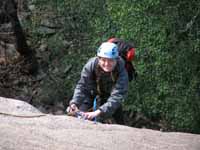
[{"xmin": 97, "ymin": 42, "xmax": 118, "ymax": 59}]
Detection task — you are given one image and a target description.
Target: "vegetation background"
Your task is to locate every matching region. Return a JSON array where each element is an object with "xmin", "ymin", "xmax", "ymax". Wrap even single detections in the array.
[{"xmin": 0, "ymin": 0, "xmax": 199, "ymax": 133}]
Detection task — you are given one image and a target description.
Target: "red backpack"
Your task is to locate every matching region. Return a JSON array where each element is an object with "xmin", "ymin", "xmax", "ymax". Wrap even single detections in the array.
[{"xmin": 108, "ymin": 38, "xmax": 137, "ymax": 81}]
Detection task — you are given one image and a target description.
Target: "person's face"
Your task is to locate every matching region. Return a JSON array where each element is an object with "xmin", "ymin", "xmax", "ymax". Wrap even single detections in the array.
[{"xmin": 98, "ymin": 57, "xmax": 117, "ymax": 72}]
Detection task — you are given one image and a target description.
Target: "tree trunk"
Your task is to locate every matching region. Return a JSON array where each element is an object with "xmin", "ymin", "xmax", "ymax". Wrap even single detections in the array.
[
  {"xmin": 1, "ymin": 0, "xmax": 38, "ymax": 74},
  {"xmin": 4, "ymin": 0, "xmax": 28, "ymax": 55}
]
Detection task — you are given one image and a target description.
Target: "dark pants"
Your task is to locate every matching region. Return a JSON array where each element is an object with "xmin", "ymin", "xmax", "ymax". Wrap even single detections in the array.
[
  {"xmin": 79, "ymin": 99, "xmax": 124, "ymax": 125},
  {"xmin": 112, "ymin": 105, "xmax": 125, "ymax": 125}
]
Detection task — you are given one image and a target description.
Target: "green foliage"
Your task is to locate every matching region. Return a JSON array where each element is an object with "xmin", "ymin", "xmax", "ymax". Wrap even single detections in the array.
[
  {"xmin": 25, "ymin": 0, "xmax": 200, "ymax": 133},
  {"xmin": 106, "ymin": 0, "xmax": 200, "ymax": 133}
]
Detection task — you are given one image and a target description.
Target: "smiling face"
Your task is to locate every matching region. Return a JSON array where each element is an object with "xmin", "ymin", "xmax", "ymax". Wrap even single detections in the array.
[{"xmin": 98, "ymin": 57, "xmax": 117, "ymax": 72}]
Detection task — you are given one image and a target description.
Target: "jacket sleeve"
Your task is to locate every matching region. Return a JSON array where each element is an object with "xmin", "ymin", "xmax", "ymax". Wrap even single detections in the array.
[
  {"xmin": 70, "ymin": 57, "xmax": 97, "ymax": 107},
  {"xmin": 99, "ymin": 58, "xmax": 129, "ymax": 115}
]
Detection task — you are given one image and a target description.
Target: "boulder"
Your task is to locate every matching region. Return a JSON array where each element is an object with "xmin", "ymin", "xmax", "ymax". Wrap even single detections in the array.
[{"xmin": 0, "ymin": 96, "xmax": 200, "ymax": 150}]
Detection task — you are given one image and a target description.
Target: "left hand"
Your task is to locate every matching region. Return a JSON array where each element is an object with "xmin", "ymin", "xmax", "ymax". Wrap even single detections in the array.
[{"xmin": 82, "ymin": 109, "xmax": 101, "ymax": 120}]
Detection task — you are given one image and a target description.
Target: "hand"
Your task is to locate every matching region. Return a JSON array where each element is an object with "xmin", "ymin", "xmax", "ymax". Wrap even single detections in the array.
[
  {"xmin": 66, "ymin": 104, "xmax": 78, "ymax": 116},
  {"xmin": 82, "ymin": 109, "xmax": 101, "ymax": 120}
]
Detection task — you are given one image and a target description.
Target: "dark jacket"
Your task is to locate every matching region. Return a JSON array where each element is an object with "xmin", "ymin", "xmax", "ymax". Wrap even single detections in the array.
[{"xmin": 70, "ymin": 57, "xmax": 128, "ymax": 116}]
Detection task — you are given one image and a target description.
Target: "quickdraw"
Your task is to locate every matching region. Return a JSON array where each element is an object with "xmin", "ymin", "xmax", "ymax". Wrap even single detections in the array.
[{"xmin": 68, "ymin": 97, "xmax": 98, "ymax": 123}]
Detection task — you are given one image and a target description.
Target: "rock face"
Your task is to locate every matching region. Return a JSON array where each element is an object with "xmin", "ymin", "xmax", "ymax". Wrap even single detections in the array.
[{"xmin": 0, "ymin": 97, "xmax": 200, "ymax": 150}]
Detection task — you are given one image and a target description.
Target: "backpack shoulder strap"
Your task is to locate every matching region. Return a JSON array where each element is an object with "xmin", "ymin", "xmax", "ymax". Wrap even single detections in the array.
[{"xmin": 92, "ymin": 57, "xmax": 99, "ymax": 80}]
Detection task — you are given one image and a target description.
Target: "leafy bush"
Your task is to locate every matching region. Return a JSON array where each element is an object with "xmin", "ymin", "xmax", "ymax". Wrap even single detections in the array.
[{"xmin": 24, "ymin": 0, "xmax": 200, "ymax": 133}]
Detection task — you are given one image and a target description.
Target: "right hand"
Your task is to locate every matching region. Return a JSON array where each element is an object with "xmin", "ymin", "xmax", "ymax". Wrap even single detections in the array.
[{"xmin": 66, "ymin": 104, "xmax": 79, "ymax": 116}]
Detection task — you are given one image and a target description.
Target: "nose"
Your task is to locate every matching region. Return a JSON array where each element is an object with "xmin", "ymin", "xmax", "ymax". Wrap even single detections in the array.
[{"xmin": 103, "ymin": 59, "xmax": 110, "ymax": 66}]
